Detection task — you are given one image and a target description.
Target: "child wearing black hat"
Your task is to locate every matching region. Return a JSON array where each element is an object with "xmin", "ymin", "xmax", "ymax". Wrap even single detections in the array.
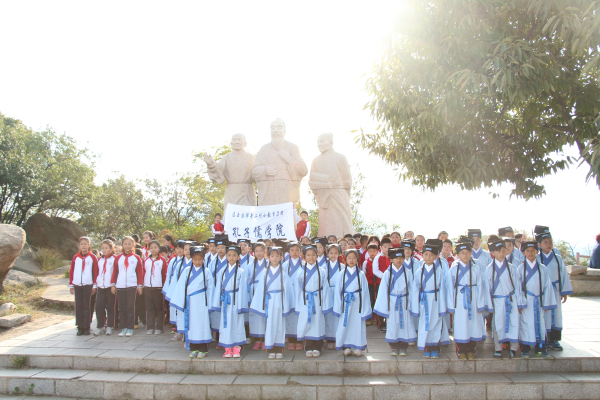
[
  {"xmin": 285, "ymin": 242, "xmax": 304, "ymax": 351},
  {"xmin": 247, "ymin": 242, "xmax": 269, "ymax": 351},
  {"xmin": 325, "ymin": 244, "xmax": 344, "ymax": 349},
  {"xmin": 468, "ymin": 229, "xmax": 492, "ymax": 268}
]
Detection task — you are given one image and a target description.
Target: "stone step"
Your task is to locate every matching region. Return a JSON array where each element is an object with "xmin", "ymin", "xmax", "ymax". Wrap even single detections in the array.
[{"xmin": 0, "ymin": 368, "xmax": 599, "ymax": 399}]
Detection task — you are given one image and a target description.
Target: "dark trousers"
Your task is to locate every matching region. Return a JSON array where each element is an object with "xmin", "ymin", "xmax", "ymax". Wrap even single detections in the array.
[
  {"xmin": 549, "ymin": 328, "xmax": 561, "ymax": 342},
  {"xmin": 522, "ymin": 343, "xmax": 545, "ymax": 353},
  {"xmin": 456, "ymin": 341, "xmax": 477, "ymax": 354},
  {"xmin": 391, "ymin": 341, "xmax": 409, "ymax": 350},
  {"xmin": 189, "ymin": 343, "xmax": 208, "ymax": 352},
  {"xmin": 425, "ymin": 344, "xmax": 440, "ymax": 352},
  {"xmin": 368, "ymin": 284, "xmax": 376, "ymax": 320},
  {"xmin": 145, "ymin": 288, "xmax": 164, "ymax": 330},
  {"xmin": 95, "ymin": 288, "xmax": 116, "ymax": 328},
  {"xmin": 74, "ymin": 285, "xmax": 93, "ymax": 329},
  {"xmin": 305, "ymin": 340, "xmax": 323, "ymax": 351},
  {"xmin": 117, "ymin": 287, "xmax": 137, "ymax": 329},
  {"xmin": 135, "ymin": 290, "xmax": 146, "ymax": 325},
  {"xmin": 288, "ymin": 337, "xmax": 297, "ymax": 344},
  {"xmin": 164, "ymin": 299, "xmax": 171, "ymax": 326},
  {"xmin": 268, "ymin": 346, "xmax": 284, "ymax": 353}
]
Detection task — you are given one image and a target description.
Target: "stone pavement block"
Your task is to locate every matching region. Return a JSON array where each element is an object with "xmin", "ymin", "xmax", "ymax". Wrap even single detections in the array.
[
  {"xmin": 154, "ymin": 383, "xmax": 206, "ymax": 400},
  {"xmin": 486, "ymin": 383, "xmax": 543, "ymax": 400},
  {"xmin": 98, "ymin": 350, "xmax": 152, "ymax": 359},
  {"xmin": 398, "ymin": 360, "xmax": 423, "ymax": 375},
  {"xmin": 283, "ymin": 360, "xmax": 317, "ymax": 375},
  {"xmin": 450, "ymin": 372, "xmax": 510, "ymax": 383},
  {"xmin": 528, "ymin": 358, "xmax": 581, "ymax": 373},
  {"xmin": 119, "ymin": 358, "xmax": 166, "ymax": 372},
  {"xmin": 558, "ymin": 372, "xmax": 600, "ymax": 381},
  {"xmin": 166, "ymin": 360, "xmax": 192, "ymax": 373},
  {"xmin": 50, "ymin": 340, "xmax": 99, "ymax": 349},
  {"xmin": 32, "ymin": 369, "xmax": 90, "ymax": 379},
  {"xmin": 73, "ymin": 356, "xmax": 118, "ymax": 371},
  {"xmin": 207, "ymin": 384, "xmax": 260, "ymax": 399},
  {"xmin": 55, "ymin": 348, "xmax": 108, "ymax": 357},
  {"xmin": 0, "ymin": 376, "xmax": 7, "ymax": 394},
  {"xmin": 42, "ymin": 335, "xmax": 90, "ymax": 342},
  {"xmin": 181, "ymin": 375, "xmax": 236, "ymax": 384},
  {"xmin": 145, "ymin": 351, "xmax": 191, "ymax": 360},
  {"xmin": 214, "ymin": 359, "xmax": 243, "ymax": 374},
  {"xmin": 344, "ymin": 376, "xmax": 399, "ymax": 385},
  {"xmin": 476, "ymin": 359, "xmax": 528, "ymax": 373},
  {"xmin": 543, "ymin": 382, "xmax": 600, "ymax": 399},
  {"xmin": 317, "ymin": 386, "xmax": 373, "ymax": 400},
  {"xmin": 240, "ymin": 360, "xmax": 266, "ymax": 374},
  {"xmin": 430, "ymin": 383, "xmax": 486, "ymax": 400},
  {"xmin": 8, "ymin": 378, "xmax": 54, "ymax": 395},
  {"xmin": 0, "ymin": 347, "xmax": 26, "ymax": 355},
  {"xmin": 316, "ymin": 360, "xmax": 343, "ymax": 375},
  {"xmin": 262, "ymin": 385, "xmax": 316, "ymax": 400},
  {"xmin": 504, "ymin": 372, "xmax": 568, "ymax": 383},
  {"xmin": 369, "ymin": 359, "xmax": 399, "ymax": 375},
  {"xmin": 91, "ymin": 341, "xmax": 140, "ymax": 350},
  {"xmin": 56, "ymin": 380, "xmax": 104, "ymax": 399},
  {"xmin": 422, "ymin": 359, "xmax": 449, "ymax": 374},
  {"xmin": 233, "ymin": 375, "xmax": 289, "ymax": 385},
  {"xmin": 12, "ymin": 348, "xmax": 63, "ymax": 356},
  {"xmin": 130, "ymin": 373, "xmax": 187, "ymax": 383},
  {"xmin": 448, "ymin": 359, "xmax": 475, "ymax": 374},
  {"xmin": 581, "ymin": 357, "xmax": 600, "ymax": 372},
  {"xmin": 397, "ymin": 374, "xmax": 453, "ymax": 385},
  {"xmin": 81, "ymin": 370, "xmax": 137, "ymax": 382},
  {"xmin": 374, "ymin": 384, "xmax": 430, "ymax": 400},
  {"xmin": 28, "ymin": 356, "xmax": 72, "ymax": 369},
  {"xmin": 0, "ymin": 369, "xmax": 45, "ymax": 378},
  {"xmin": 191, "ymin": 360, "xmax": 216, "ymax": 374},
  {"xmin": 288, "ymin": 375, "xmax": 342, "ymax": 386},
  {"xmin": 103, "ymin": 382, "xmax": 153, "ymax": 400},
  {"xmin": 342, "ymin": 361, "xmax": 370, "ymax": 375}
]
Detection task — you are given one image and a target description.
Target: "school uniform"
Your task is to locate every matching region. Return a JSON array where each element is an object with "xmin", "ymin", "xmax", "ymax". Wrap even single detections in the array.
[
  {"xmin": 446, "ymin": 259, "xmax": 488, "ymax": 355},
  {"xmin": 411, "ymin": 262, "xmax": 449, "ymax": 351},
  {"xmin": 325, "ymin": 259, "xmax": 344, "ymax": 341},
  {"xmin": 143, "ymin": 255, "xmax": 168, "ymax": 331},
  {"xmin": 485, "ymin": 258, "xmax": 522, "ymax": 351},
  {"xmin": 332, "ymin": 266, "xmax": 372, "ymax": 350},
  {"xmin": 538, "ymin": 250, "xmax": 572, "ymax": 343},
  {"xmin": 141, "ymin": 246, "xmax": 149, "ymax": 259},
  {"xmin": 284, "ymin": 257, "xmax": 303, "ymax": 341},
  {"xmin": 208, "ymin": 255, "xmax": 229, "ymax": 333},
  {"xmin": 111, "ymin": 253, "xmax": 144, "ymax": 330},
  {"xmin": 69, "ymin": 252, "xmax": 99, "ymax": 332},
  {"xmin": 169, "ymin": 263, "xmax": 214, "ymax": 351},
  {"xmin": 296, "ymin": 219, "xmax": 311, "ymax": 240},
  {"xmin": 374, "ymin": 264, "xmax": 417, "ymax": 349},
  {"xmin": 211, "ymin": 263, "xmax": 249, "ymax": 347},
  {"xmin": 96, "ymin": 254, "xmax": 117, "ymax": 330},
  {"xmin": 295, "ymin": 263, "xmax": 332, "ymax": 351},
  {"xmin": 517, "ymin": 259, "xmax": 557, "ymax": 352},
  {"xmin": 165, "ymin": 257, "xmax": 192, "ymax": 325},
  {"xmin": 362, "ymin": 254, "xmax": 380, "ymax": 319},
  {"xmin": 212, "ymin": 221, "xmax": 225, "ymax": 236},
  {"xmin": 249, "ymin": 265, "xmax": 294, "ymax": 352},
  {"xmin": 247, "ymin": 258, "xmax": 269, "ymax": 339}
]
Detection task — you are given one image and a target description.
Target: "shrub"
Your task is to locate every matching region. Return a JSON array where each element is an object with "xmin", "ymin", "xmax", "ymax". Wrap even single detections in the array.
[
  {"xmin": 34, "ymin": 248, "xmax": 63, "ymax": 271},
  {"xmin": 11, "ymin": 355, "xmax": 28, "ymax": 369}
]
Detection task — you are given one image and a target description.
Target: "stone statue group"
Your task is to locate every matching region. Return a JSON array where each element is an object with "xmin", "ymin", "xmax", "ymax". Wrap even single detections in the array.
[{"xmin": 202, "ymin": 118, "xmax": 355, "ymax": 238}]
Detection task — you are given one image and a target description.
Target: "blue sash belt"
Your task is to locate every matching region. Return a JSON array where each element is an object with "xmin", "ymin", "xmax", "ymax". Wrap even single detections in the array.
[
  {"xmin": 343, "ymin": 290, "xmax": 359, "ymax": 327},
  {"xmin": 391, "ymin": 293, "xmax": 407, "ymax": 329},
  {"xmin": 305, "ymin": 289, "xmax": 322, "ymax": 324},
  {"xmin": 265, "ymin": 290, "xmax": 281, "ymax": 318},
  {"xmin": 419, "ymin": 289, "xmax": 439, "ymax": 332},
  {"xmin": 526, "ymin": 290, "xmax": 544, "ymax": 344},
  {"xmin": 459, "ymin": 284, "xmax": 476, "ymax": 320},
  {"xmin": 492, "ymin": 292, "xmax": 514, "ymax": 334},
  {"xmin": 220, "ymin": 288, "xmax": 239, "ymax": 329}
]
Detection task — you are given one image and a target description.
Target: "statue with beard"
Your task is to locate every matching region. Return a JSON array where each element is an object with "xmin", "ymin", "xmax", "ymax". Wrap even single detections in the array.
[{"xmin": 252, "ymin": 119, "xmax": 308, "ymax": 206}]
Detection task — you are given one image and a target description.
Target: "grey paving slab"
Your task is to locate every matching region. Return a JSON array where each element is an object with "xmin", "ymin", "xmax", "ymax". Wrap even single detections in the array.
[
  {"xmin": 50, "ymin": 340, "xmax": 100, "ymax": 349},
  {"xmin": 130, "ymin": 373, "xmax": 187, "ymax": 383},
  {"xmin": 32, "ymin": 369, "xmax": 91, "ymax": 379},
  {"xmin": 233, "ymin": 374, "xmax": 289, "ymax": 385},
  {"xmin": 54, "ymin": 347, "xmax": 108, "ymax": 357},
  {"xmin": 144, "ymin": 351, "xmax": 191, "ymax": 360},
  {"xmin": 8, "ymin": 347, "xmax": 64, "ymax": 356},
  {"xmin": 504, "ymin": 372, "xmax": 568, "ymax": 382},
  {"xmin": 80, "ymin": 370, "xmax": 137, "ymax": 382},
  {"xmin": 0, "ymin": 369, "xmax": 46, "ymax": 377},
  {"xmin": 344, "ymin": 376, "xmax": 399, "ymax": 385},
  {"xmin": 450, "ymin": 372, "xmax": 511, "ymax": 383},
  {"xmin": 288, "ymin": 375, "xmax": 342, "ymax": 386},
  {"xmin": 558, "ymin": 372, "xmax": 600, "ymax": 381},
  {"xmin": 98, "ymin": 349, "xmax": 152, "ymax": 359},
  {"xmin": 397, "ymin": 373, "xmax": 455, "ymax": 385},
  {"xmin": 180, "ymin": 374, "xmax": 236, "ymax": 384},
  {"xmin": 90, "ymin": 341, "xmax": 141, "ymax": 350}
]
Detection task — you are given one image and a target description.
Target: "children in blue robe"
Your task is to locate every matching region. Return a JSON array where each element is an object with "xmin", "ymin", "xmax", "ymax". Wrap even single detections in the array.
[
  {"xmin": 284, "ymin": 243, "xmax": 304, "ymax": 351},
  {"xmin": 536, "ymin": 231, "xmax": 572, "ymax": 351},
  {"xmin": 249, "ymin": 247, "xmax": 294, "ymax": 359},
  {"xmin": 485, "ymin": 240, "xmax": 523, "ymax": 359},
  {"xmin": 169, "ymin": 246, "xmax": 214, "ymax": 358},
  {"xmin": 324, "ymin": 245, "xmax": 344, "ymax": 347},
  {"xmin": 332, "ymin": 249, "xmax": 371, "ymax": 356},
  {"xmin": 162, "ymin": 241, "xmax": 185, "ymax": 332},
  {"xmin": 247, "ymin": 243, "xmax": 269, "ymax": 349},
  {"xmin": 446, "ymin": 241, "xmax": 488, "ymax": 360},
  {"xmin": 400, "ymin": 239, "xmax": 422, "ymax": 334},
  {"xmin": 517, "ymin": 241, "xmax": 557, "ymax": 358},
  {"xmin": 237, "ymin": 239, "xmax": 254, "ymax": 329},
  {"xmin": 165, "ymin": 243, "xmax": 192, "ymax": 340},
  {"xmin": 374, "ymin": 248, "xmax": 416, "ymax": 356},
  {"xmin": 208, "ymin": 246, "xmax": 228, "ymax": 337},
  {"xmin": 296, "ymin": 245, "xmax": 332, "ymax": 358},
  {"xmin": 210, "ymin": 244, "xmax": 249, "ymax": 357},
  {"xmin": 410, "ymin": 243, "xmax": 449, "ymax": 358}
]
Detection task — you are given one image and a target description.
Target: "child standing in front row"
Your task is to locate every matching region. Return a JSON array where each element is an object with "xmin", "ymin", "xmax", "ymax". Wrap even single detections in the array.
[
  {"xmin": 332, "ymin": 249, "xmax": 371, "ymax": 356},
  {"xmin": 143, "ymin": 240, "xmax": 168, "ymax": 335},
  {"xmin": 374, "ymin": 248, "xmax": 416, "ymax": 356},
  {"xmin": 110, "ymin": 236, "xmax": 143, "ymax": 337},
  {"xmin": 248, "ymin": 242, "xmax": 269, "ymax": 350},
  {"xmin": 95, "ymin": 240, "xmax": 116, "ymax": 336},
  {"xmin": 285, "ymin": 242, "xmax": 304, "ymax": 351},
  {"xmin": 70, "ymin": 236, "xmax": 99, "ymax": 336},
  {"xmin": 325, "ymin": 244, "xmax": 343, "ymax": 349}
]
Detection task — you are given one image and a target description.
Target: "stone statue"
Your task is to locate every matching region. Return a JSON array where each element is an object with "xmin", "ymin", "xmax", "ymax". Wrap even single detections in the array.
[
  {"xmin": 203, "ymin": 133, "xmax": 257, "ymax": 208},
  {"xmin": 252, "ymin": 119, "xmax": 308, "ymax": 206},
  {"xmin": 308, "ymin": 133, "xmax": 355, "ymax": 237}
]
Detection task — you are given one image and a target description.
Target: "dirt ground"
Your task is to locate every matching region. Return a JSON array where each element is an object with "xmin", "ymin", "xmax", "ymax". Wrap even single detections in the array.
[{"xmin": 0, "ymin": 312, "xmax": 73, "ymax": 340}]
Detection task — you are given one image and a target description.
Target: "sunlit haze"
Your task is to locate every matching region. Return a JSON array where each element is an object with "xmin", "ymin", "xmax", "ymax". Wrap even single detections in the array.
[{"xmin": 1, "ymin": 1, "xmax": 598, "ymax": 252}]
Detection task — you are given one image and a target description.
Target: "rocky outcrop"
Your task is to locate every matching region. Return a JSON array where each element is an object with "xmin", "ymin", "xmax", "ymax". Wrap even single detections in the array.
[
  {"xmin": 23, "ymin": 213, "xmax": 85, "ymax": 259},
  {"xmin": 0, "ymin": 313, "xmax": 31, "ymax": 328},
  {"xmin": 0, "ymin": 224, "xmax": 27, "ymax": 293},
  {"xmin": 12, "ymin": 243, "xmax": 42, "ymax": 275},
  {"xmin": 5, "ymin": 269, "xmax": 38, "ymax": 287},
  {"xmin": 567, "ymin": 265, "xmax": 588, "ymax": 276}
]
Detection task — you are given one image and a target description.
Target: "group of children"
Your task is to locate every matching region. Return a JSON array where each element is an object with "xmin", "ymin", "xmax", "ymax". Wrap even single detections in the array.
[{"xmin": 69, "ymin": 221, "xmax": 571, "ymax": 360}]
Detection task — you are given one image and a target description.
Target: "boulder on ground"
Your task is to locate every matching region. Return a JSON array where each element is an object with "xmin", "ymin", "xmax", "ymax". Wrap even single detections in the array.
[
  {"xmin": 0, "ymin": 313, "xmax": 31, "ymax": 328},
  {"xmin": 23, "ymin": 213, "xmax": 85, "ymax": 259},
  {"xmin": 5, "ymin": 270, "xmax": 38, "ymax": 287},
  {"xmin": 567, "ymin": 265, "xmax": 588, "ymax": 276},
  {"xmin": 0, "ymin": 303, "xmax": 17, "ymax": 316},
  {"xmin": 0, "ymin": 224, "xmax": 26, "ymax": 293},
  {"xmin": 12, "ymin": 243, "xmax": 42, "ymax": 275}
]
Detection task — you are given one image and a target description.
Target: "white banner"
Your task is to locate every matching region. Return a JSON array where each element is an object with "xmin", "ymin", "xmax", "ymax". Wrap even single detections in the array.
[{"xmin": 224, "ymin": 202, "xmax": 296, "ymax": 243}]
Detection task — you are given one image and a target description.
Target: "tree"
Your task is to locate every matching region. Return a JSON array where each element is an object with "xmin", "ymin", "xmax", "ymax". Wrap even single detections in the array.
[
  {"xmin": 0, "ymin": 113, "xmax": 96, "ymax": 225},
  {"xmin": 358, "ymin": 0, "xmax": 600, "ymax": 199}
]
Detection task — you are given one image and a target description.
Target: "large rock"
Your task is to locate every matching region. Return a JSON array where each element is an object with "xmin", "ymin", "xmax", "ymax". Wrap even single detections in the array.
[
  {"xmin": 567, "ymin": 265, "xmax": 588, "ymax": 276},
  {"xmin": 5, "ymin": 269, "xmax": 38, "ymax": 287},
  {"xmin": 0, "ymin": 313, "xmax": 31, "ymax": 328},
  {"xmin": 12, "ymin": 243, "xmax": 42, "ymax": 275},
  {"xmin": 0, "ymin": 224, "xmax": 26, "ymax": 293},
  {"xmin": 23, "ymin": 213, "xmax": 85, "ymax": 259}
]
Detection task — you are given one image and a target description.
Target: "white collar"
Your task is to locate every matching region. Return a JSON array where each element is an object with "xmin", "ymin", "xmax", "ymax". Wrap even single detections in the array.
[
  {"xmin": 318, "ymin": 254, "xmax": 325, "ymax": 260},
  {"xmin": 424, "ymin": 263, "xmax": 434, "ymax": 271},
  {"xmin": 459, "ymin": 260, "xmax": 470, "ymax": 268},
  {"xmin": 228, "ymin": 263, "xmax": 237, "ymax": 271},
  {"xmin": 526, "ymin": 259, "xmax": 537, "ymax": 268},
  {"xmin": 270, "ymin": 265, "xmax": 280, "ymax": 273},
  {"xmin": 218, "ymin": 255, "xmax": 226, "ymax": 262},
  {"xmin": 193, "ymin": 265, "xmax": 202, "ymax": 270},
  {"xmin": 495, "ymin": 259, "xmax": 506, "ymax": 268},
  {"xmin": 306, "ymin": 263, "xmax": 316, "ymax": 270},
  {"xmin": 392, "ymin": 264, "xmax": 402, "ymax": 272},
  {"xmin": 289, "ymin": 257, "xmax": 300, "ymax": 263},
  {"xmin": 256, "ymin": 258, "xmax": 265, "ymax": 264},
  {"xmin": 328, "ymin": 258, "xmax": 338, "ymax": 264},
  {"xmin": 542, "ymin": 251, "xmax": 552, "ymax": 257},
  {"xmin": 346, "ymin": 266, "xmax": 356, "ymax": 273}
]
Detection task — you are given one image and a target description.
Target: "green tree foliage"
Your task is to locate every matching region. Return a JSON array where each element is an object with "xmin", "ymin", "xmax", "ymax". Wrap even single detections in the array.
[
  {"xmin": 358, "ymin": 0, "xmax": 600, "ymax": 199},
  {"xmin": 0, "ymin": 113, "xmax": 96, "ymax": 226}
]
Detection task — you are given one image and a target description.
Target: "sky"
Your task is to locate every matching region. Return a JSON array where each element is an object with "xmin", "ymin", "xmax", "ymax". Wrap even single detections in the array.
[{"xmin": 1, "ymin": 1, "xmax": 599, "ymax": 253}]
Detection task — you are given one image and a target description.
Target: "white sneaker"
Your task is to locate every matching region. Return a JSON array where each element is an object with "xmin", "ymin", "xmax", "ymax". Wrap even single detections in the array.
[
  {"xmin": 118, "ymin": 329, "xmax": 127, "ymax": 337},
  {"xmin": 305, "ymin": 350, "xmax": 313, "ymax": 358},
  {"xmin": 275, "ymin": 353, "xmax": 283, "ymax": 359},
  {"xmin": 171, "ymin": 333, "xmax": 181, "ymax": 341},
  {"xmin": 105, "ymin": 327, "xmax": 113, "ymax": 335},
  {"xmin": 146, "ymin": 330, "xmax": 154, "ymax": 335},
  {"xmin": 312, "ymin": 350, "xmax": 321, "ymax": 358},
  {"xmin": 268, "ymin": 353, "xmax": 276, "ymax": 359},
  {"xmin": 94, "ymin": 327, "xmax": 105, "ymax": 336},
  {"xmin": 409, "ymin": 341, "xmax": 416, "ymax": 346},
  {"xmin": 343, "ymin": 348, "xmax": 352, "ymax": 356},
  {"xmin": 126, "ymin": 329, "xmax": 133, "ymax": 337},
  {"xmin": 353, "ymin": 349, "xmax": 363, "ymax": 357},
  {"xmin": 154, "ymin": 330, "xmax": 162, "ymax": 335}
]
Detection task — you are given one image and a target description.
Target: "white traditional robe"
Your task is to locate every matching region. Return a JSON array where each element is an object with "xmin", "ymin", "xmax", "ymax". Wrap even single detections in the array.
[
  {"xmin": 509, "ymin": 249, "xmax": 523, "ymax": 265},
  {"xmin": 295, "ymin": 263, "xmax": 332, "ymax": 341},
  {"xmin": 485, "ymin": 259, "xmax": 522, "ymax": 343},
  {"xmin": 411, "ymin": 262, "xmax": 449, "ymax": 351},
  {"xmin": 206, "ymin": 150, "xmax": 256, "ymax": 208},
  {"xmin": 284, "ymin": 257, "xmax": 303, "ymax": 338},
  {"xmin": 331, "ymin": 266, "xmax": 371, "ymax": 350},
  {"xmin": 169, "ymin": 264, "xmax": 213, "ymax": 350},
  {"xmin": 247, "ymin": 258, "xmax": 269, "ymax": 337},
  {"xmin": 164, "ymin": 257, "xmax": 192, "ymax": 325},
  {"xmin": 517, "ymin": 260, "xmax": 557, "ymax": 346},
  {"xmin": 208, "ymin": 255, "xmax": 229, "ymax": 333},
  {"xmin": 210, "ymin": 264, "xmax": 249, "ymax": 347},
  {"xmin": 374, "ymin": 265, "xmax": 417, "ymax": 343},
  {"xmin": 538, "ymin": 250, "xmax": 572, "ymax": 332},
  {"xmin": 404, "ymin": 256, "xmax": 422, "ymax": 328},
  {"xmin": 325, "ymin": 259, "xmax": 343, "ymax": 341},
  {"xmin": 472, "ymin": 247, "xmax": 492, "ymax": 269},
  {"xmin": 249, "ymin": 266, "xmax": 294, "ymax": 349}
]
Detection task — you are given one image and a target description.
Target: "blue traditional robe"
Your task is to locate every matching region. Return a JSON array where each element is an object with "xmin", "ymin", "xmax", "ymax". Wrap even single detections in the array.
[
  {"xmin": 249, "ymin": 266, "xmax": 294, "ymax": 349},
  {"xmin": 208, "ymin": 255, "xmax": 229, "ymax": 332},
  {"xmin": 295, "ymin": 263, "xmax": 332, "ymax": 341},
  {"xmin": 239, "ymin": 253, "xmax": 254, "ymax": 325},
  {"xmin": 404, "ymin": 256, "xmax": 422, "ymax": 328},
  {"xmin": 317, "ymin": 254, "xmax": 327, "ymax": 268},
  {"xmin": 538, "ymin": 250, "xmax": 572, "ymax": 332},
  {"xmin": 410, "ymin": 262, "xmax": 449, "ymax": 351},
  {"xmin": 210, "ymin": 264, "xmax": 249, "ymax": 347},
  {"xmin": 446, "ymin": 259, "xmax": 488, "ymax": 343},
  {"xmin": 332, "ymin": 267, "xmax": 372, "ymax": 350},
  {"xmin": 206, "ymin": 252, "xmax": 218, "ymax": 268},
  {"xmin": 374, "ymin": 265, "xmax": 417, "ymax": 343},
  {"xmin": 509, "ymin": 249, "xmax": 523, "ymax": 265},
  {"xmin": 472, "ymin": 247, "xmax": 492, "ymax": 269},
  {"xmin": 517, "ymin": 260, "xmax": 557, "ymax": 346},
  {"xmin": 485, "ymin": 259, "xmax": 522, "ymax": 343},
  {"xmin": 247, "ymin": 258, "xmax": 269, "ymax": 337},
  {"xmin": 284, "ymin": 257, "xmax": 303, "ymax": 338},
  {"xmin": 165, "ymin": 257, "xmax": 192, "ymax": 325},
  {"xmin": 325, "ymin": 258, "xmax": 343, "ymax": 341},
  {"xmin": 169, "ymin": 264, "xmax": 213, "ymax": 350}
]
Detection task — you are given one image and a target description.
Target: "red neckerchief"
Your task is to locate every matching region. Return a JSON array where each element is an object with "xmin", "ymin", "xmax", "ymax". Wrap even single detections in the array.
[
  {"xmin": 123, "ymin": 252, "xmax": 134, "ymax": 269},
  {"xmin": 102, "ymin": 253, "xmax": 113, "ymax": 275},
  {"xmin": 149, "ymin": 256, "xmax": 159, "ymax": 277},
  {"xmin": 76, "ymin": 252, "xmax": 91, "ymax": 271}
]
